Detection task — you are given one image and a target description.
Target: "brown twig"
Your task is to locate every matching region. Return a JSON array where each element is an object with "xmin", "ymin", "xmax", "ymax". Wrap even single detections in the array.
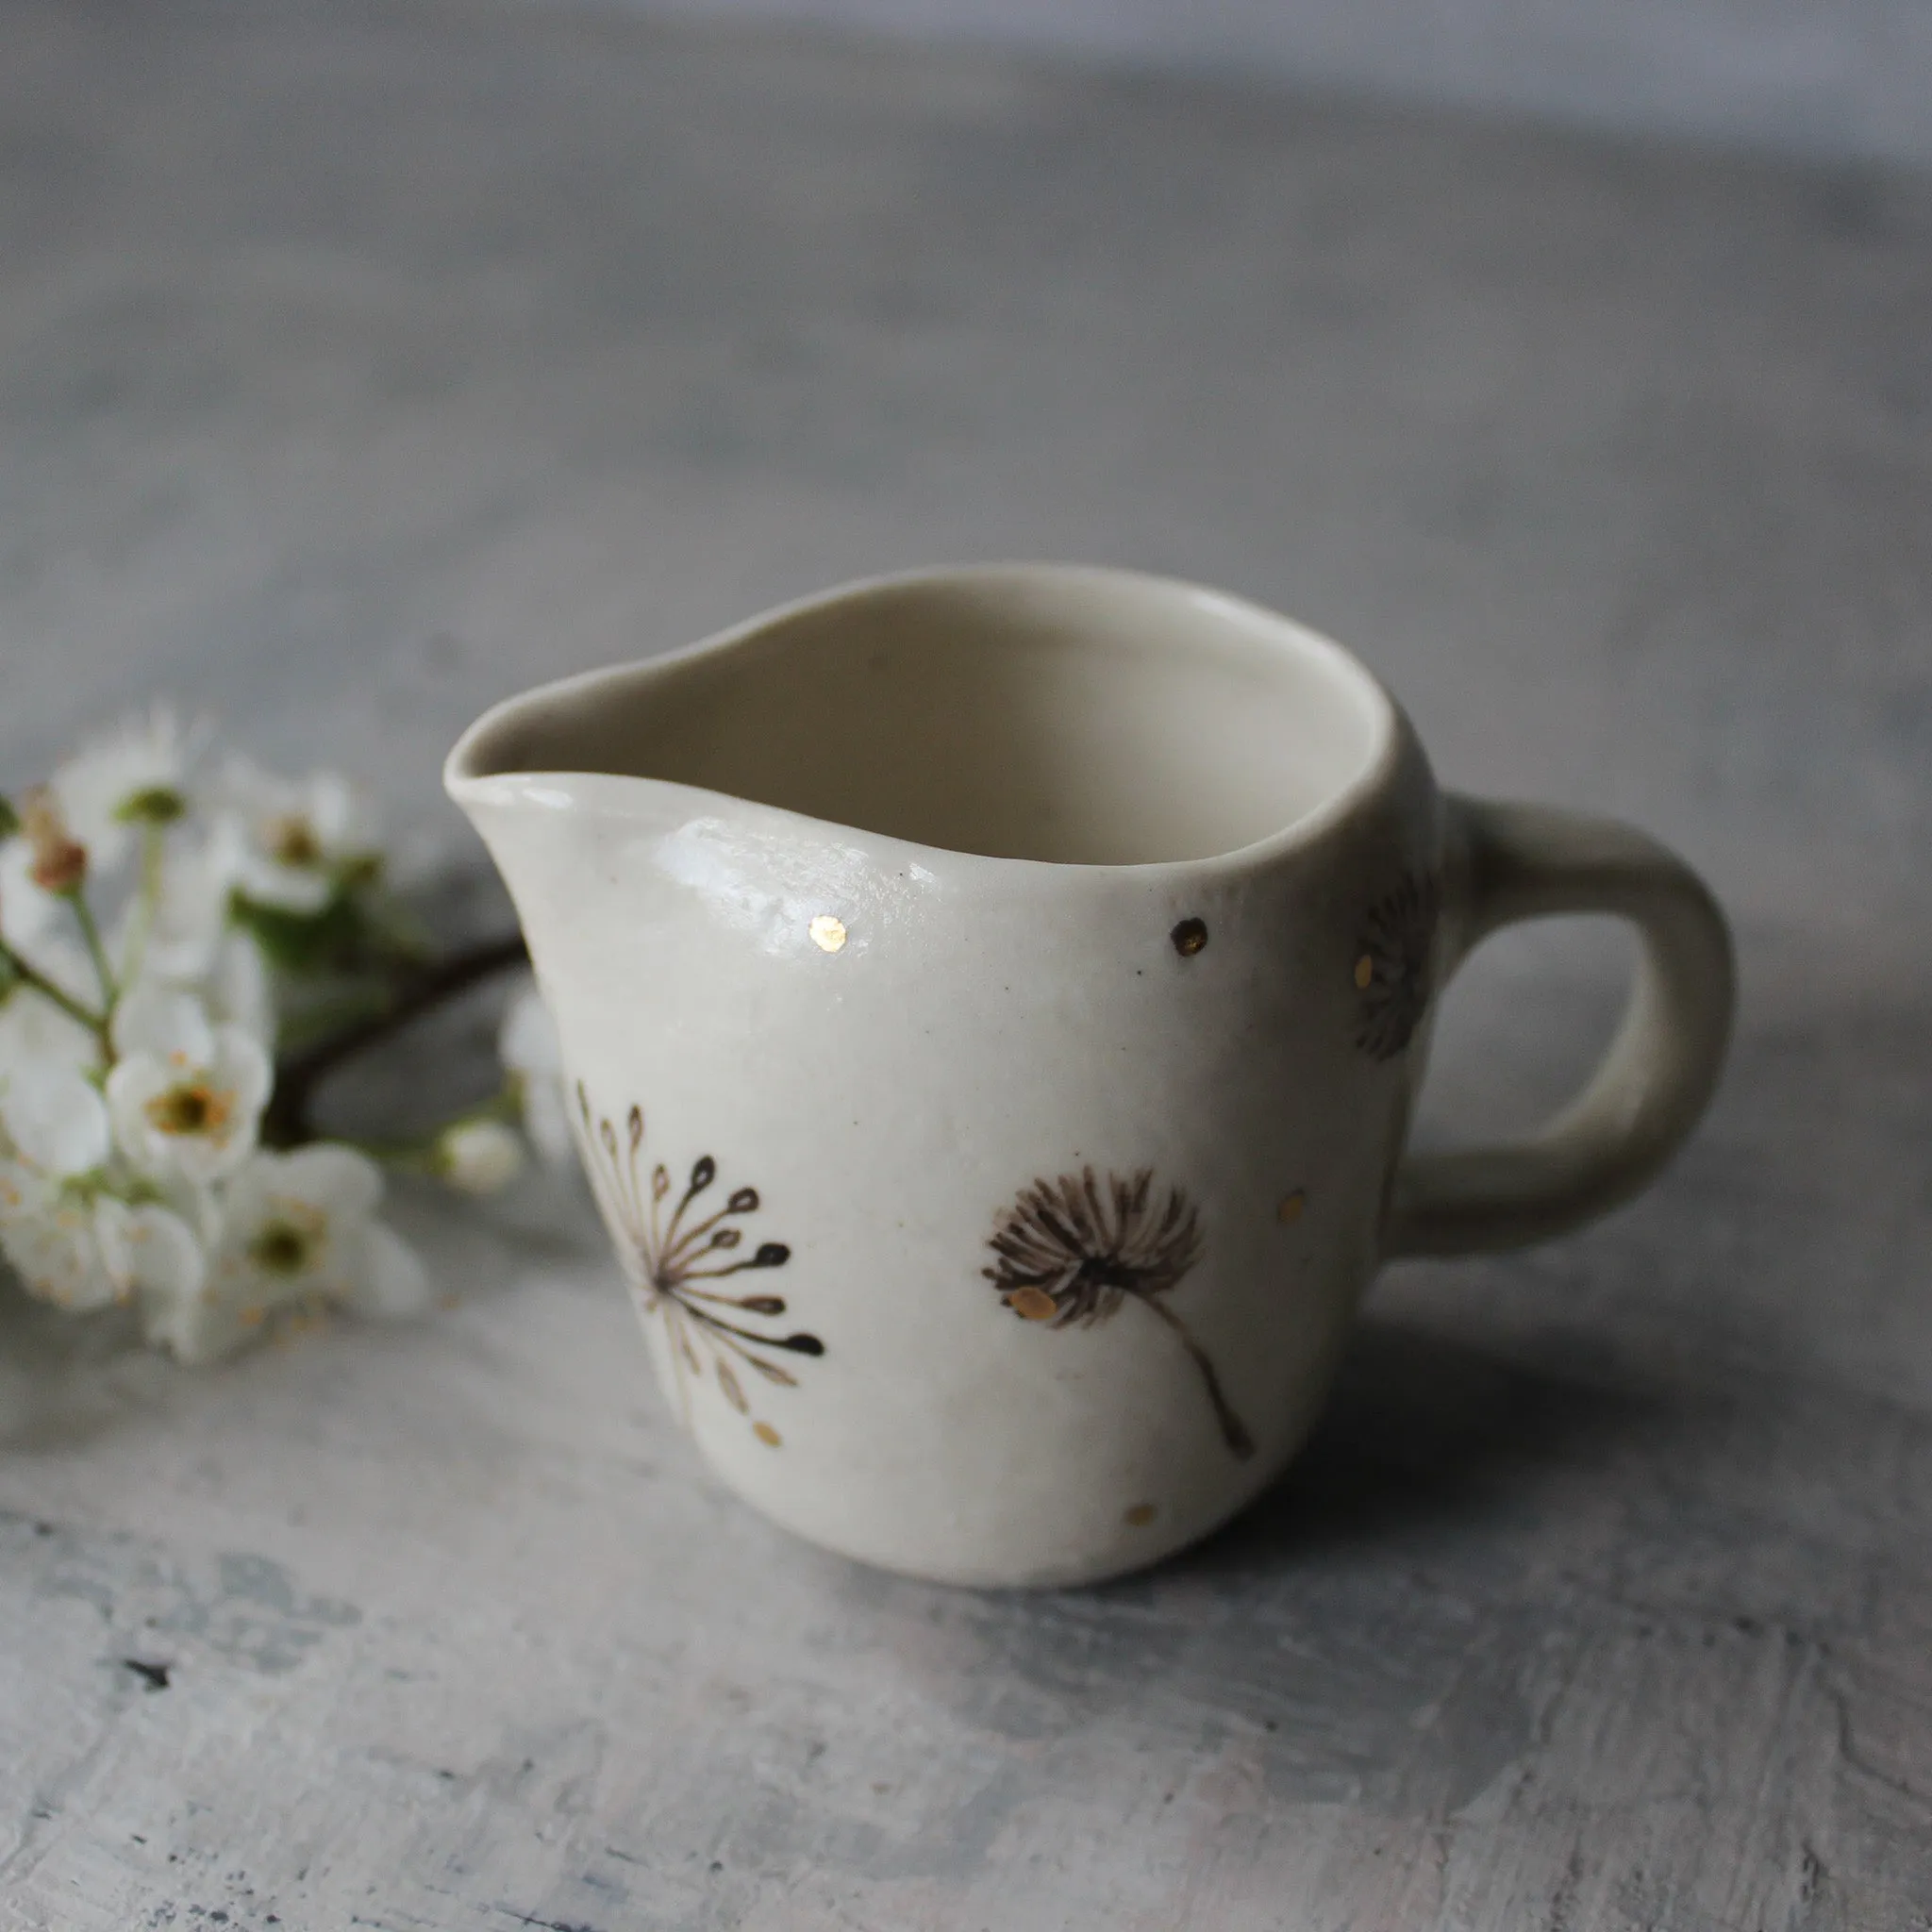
[{"xmin": 263, "ymin": 933, "xmax": 528, "ymax": 1146}]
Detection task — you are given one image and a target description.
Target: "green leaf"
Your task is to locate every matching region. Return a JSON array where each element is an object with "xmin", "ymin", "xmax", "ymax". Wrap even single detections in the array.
[
  {"xmin": 229, "ymin": 887, "xmax": 370, "ymax": 974},
  {"xmin": 0, "ymin": 795, "xmax": 19, "ymax": 841}
]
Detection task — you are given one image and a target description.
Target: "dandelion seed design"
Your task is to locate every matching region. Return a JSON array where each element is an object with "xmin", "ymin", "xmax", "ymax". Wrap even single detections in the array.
[
  {"xmin": 1353, "ymin": 871, "xmax": 1440, "ymax": 1060},
  {"xmin": 982, "ymin": 1166, "xmax": 1254, "ymax": 1460},
  {"xmin": 575, "ymin": 1084, "xmax": 822, "ymax": 1444}
]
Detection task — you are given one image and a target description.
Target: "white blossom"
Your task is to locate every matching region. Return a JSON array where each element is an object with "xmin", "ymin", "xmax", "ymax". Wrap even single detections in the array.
[
  {"xmin": 0, "ymin": 835, "xmax": 65, "ymax": 955},
  {"xmin": 105, "ymin": 823, "xmax": 278, "ymax": 1049},
  {"xmin": 205, "ymin": 929, "xmax": 274, "ymax": 1045},
  {"xmin": 53, "ymin": 705, "xmax": 206, "ymax": 872},
  {"xmin": 123, "ymin": 836, "xmax": 231, "ymax": 981},
  {"xmin": 0, "ymin": 936, "xmax": 102, "ymax": 1074},
  {"xmin": 435, "ymin": 1118, "xmax": 525, "ymax": 1193},
  {"xmin": 0, "ymin": 1062, "xmax": 201, "ymax": 1312},
  {"xmin": 143, "ymin": 1144, "xmax": 427, "ymax": 1365},
  {"xmin": 499, "ymin": 982, "xmax": 573, "ymax": 1167},
  {"xmin": 105, "ymin": 985, "xmax": 270, "ymax": 1186},
  {"xmin": 214, "ymin": 758, "xmax": 382, "ymax": 914},
  {"xmin": 111, "ymin": 835, "xmax": 276, "ymax": 1048},
  {"xmin": 0, "ymin": 708, "xmax": 561, "ymax": 1365}
]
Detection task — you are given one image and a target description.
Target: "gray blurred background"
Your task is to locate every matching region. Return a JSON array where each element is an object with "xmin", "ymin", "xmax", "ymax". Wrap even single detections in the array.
[{"xmin": 594, "ymin": 0, "xmax": 1932, "ymax": 162}]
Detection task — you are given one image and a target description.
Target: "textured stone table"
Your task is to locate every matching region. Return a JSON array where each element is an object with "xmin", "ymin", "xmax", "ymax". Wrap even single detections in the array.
[{"xmin": 2, "ymin": 3, "xmax": 1929, "ymax": 1926}]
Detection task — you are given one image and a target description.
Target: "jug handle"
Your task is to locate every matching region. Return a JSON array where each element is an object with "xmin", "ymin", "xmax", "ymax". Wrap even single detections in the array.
[{"xmin": 1382, "ymin": 795, "xmax": 1735, "ymax": 1259}]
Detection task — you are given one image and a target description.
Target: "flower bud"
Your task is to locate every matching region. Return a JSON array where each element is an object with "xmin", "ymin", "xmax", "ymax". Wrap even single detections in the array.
[
  {"xmin": 435, "ymin": 1119, "xmax": 525, "ymax": 1194},
  {"xmin": 22, "ymin": 788, "xmax": 87, "ymax": 895}
]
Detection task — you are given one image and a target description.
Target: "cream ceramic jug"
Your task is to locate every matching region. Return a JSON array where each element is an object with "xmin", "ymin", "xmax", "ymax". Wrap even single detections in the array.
[{"xmin": 446, "ymin": 565, "xmax": 1733, "ymax": 1588}]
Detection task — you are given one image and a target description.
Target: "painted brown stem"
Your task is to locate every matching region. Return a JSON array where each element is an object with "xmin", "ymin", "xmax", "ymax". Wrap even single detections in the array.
[
  {"xmin": 263, "ymin": 932, "xmax": 529, "ymax": 1145},
  {"xmin": 1142, "ymin": 1295, "xmax": 1256, "ymax": 1460}
]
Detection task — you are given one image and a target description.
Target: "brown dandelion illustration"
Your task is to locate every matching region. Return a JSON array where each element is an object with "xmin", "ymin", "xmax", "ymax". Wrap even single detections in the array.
[
  {"xmin": 982, "ymin": 1167, "xmax": 1254, "ymax": 1459},
  {"xmin": 576, "ymin": 1084, "xmax": 821, "ymax": 1442},
  {"xmin": 1353, "ymin": 872, "xmax": 1440, "ymax": 1060}
]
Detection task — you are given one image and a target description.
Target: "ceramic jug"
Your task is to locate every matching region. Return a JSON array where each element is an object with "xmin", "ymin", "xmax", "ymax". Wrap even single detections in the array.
[{"xmin": 446, "ymin": 565, "xmax": 1733, "ymax": 1587}]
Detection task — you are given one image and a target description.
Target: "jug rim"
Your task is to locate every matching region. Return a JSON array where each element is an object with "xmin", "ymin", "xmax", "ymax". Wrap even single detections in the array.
[{"xmin": 443, "ymin": 561, "xmax": 1411, "ymax": 877}]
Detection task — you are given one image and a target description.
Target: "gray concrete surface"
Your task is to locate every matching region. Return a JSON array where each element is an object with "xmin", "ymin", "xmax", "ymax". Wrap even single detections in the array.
[
  {"xmin": 609, "ymin": 0, "xmax": 1932, "ymax": 168},
  {"xmin": 1, "ymin": 2, "xmax": 1929, "ymax": 1926}
]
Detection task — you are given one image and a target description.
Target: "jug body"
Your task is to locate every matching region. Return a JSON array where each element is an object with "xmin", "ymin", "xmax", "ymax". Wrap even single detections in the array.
[
  {"xmin": 449, "ymin": 563, "xmax": 1731, "ymax": 1586},
  {"xmin": 449, "ymin": 567, "xmax": 1435, "ymax": 1585}
]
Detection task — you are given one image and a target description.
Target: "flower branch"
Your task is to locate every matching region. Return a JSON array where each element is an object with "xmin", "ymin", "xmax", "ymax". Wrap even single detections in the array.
[
  {"xmin": 262, "ymin": 933, "xmax": 528, "ymax": 1147},
  {"xmin": 0, "ymin": 707, "xmax": 569, "ymax": 1365}
]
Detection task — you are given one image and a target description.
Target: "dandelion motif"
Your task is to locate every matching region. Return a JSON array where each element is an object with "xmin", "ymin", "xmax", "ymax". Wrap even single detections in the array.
[
  {"xmin": 1353, "ymin": 871, "xmax": 1440, "ymax": 1060},
  {"xmin": 576, "ymin": 1084, "xmax": 822, "ymax": 1443},
  {"xmin": 983, "ymin": 1167, "xmax": 1254, "ymax": 1460}
]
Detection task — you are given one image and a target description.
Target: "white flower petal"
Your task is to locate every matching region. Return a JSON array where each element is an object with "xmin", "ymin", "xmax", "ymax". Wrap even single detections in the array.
[
  {"xmin": 0, "ymin": 838, "xmax": 64, "ymax": 948},
  {"xmin": 141, "ymin": 1280, "xmax": 253, "ymax": 1366},
  {"xmin": 0, "ymin": 1178, "xmax": 145, "ymax": 1313},
  {"xmin": 110, "ymin": 983, "xmax": 215, "ymax": 1063},
  {"xmin": 208, "ymin": 1026, "xmax": 273, "ymax": 1124},
  {"xmin": 498, "ymin": 982, "xmax": 561, "ymax": 1076},
  {"xmin": 92, "ymin": 1197, "xmax": 205, "ymax": 1310},
  {"xmin": 214, "ymin": 756, "xmax": 378, "ymax": 911},
  {"xmin": 499, "ymin": 985, "xmax": 575, "ymax": 1169},
  {"xmin": 236, "ymin": 853, "xmax": 333, "ymax": 914},
  {"xmin": 261, "ymin": 1142, "xmax": 385, "ymax": 1223},
  {"xmin": 53, "ymin": 705, "xmax": 200, "ymax": 870},
  {"xmin": 0, "ymin": 1156, "xmax": 36, "ymax": 1224},
  {"xmin": 347, "ymin": 1221, "xmax": 431, "ymax": 1319},
  {"xmin": 0, "ymin": 1064, "xmax": 111, "ymax": 1176},
  {"xmin": 121, "ymin": 1203, "xmax": 206, "ymax": 1299},
  {"xmin": 105, "ymin": 1032, "xmax": 265, "ymax": 1185},
  {"xmin": 0, "ymin": 983, "xmax": 99, "ymax": 1075},
  {"xmin": 2, "ymin": 1209, "xmax": 119, "ymax": 1310},
  {"xmin": 104, "ymin": 1055, "xmax": 172, "ymax": 1169},
  {"xmin": 306, "ymin": 772, "xmax": 357, "ymax": 849},
  {"xmin": 521, "ymin": 1076, "xmax": 576, "ymax": 1170},
  {"xmin": 122, "ymin": 838, "xmax": 233, "ymax": 982},
  {"xmin": 208, "ymin": 932, "xmax": 274, "ymax": 1043}
]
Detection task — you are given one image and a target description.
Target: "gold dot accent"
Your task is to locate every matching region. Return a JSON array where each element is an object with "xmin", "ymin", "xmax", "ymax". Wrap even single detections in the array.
[
  {"xmin": 1007, "ymin": 1286, "xmax": 1058, "ymax": 1323},
  {"xmin": 1171, "ymin": 917, "xmax": 1208, "ymax": 958},
  {"xmin": 1277, "ymin": 1190, "xmax": 1307, "ymax": 1225},
  {"xmin": 753, "ymin": 1421, "xmax": 782, "ymax": 1447},
  {"xmin": 808, "ymin": 914, "xmax": 847, "ymax": 953},
  {"xmin": 1124, "ymin": 1503, "xmax": 1158, "ymax": 1527},
  {"xmin": 1354, "ymin": 953, "xmax": 1375, "ymax": 990}
]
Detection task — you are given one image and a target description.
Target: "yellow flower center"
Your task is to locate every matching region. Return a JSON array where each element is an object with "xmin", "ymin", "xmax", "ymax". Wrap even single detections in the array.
[
  {"xmin": 266, "ymin": 814, "xmax": 323, "ymax": 867},
  {"xmin": 145, "ymin": 1079, "xmax": 233, "ymax": 1139},
  {"xmin": 248, "ymin": 1201, "xmax": 327, "ymax": 1277}
]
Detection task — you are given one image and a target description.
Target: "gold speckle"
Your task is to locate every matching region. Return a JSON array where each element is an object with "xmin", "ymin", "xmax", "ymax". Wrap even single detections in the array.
[
  {"xmin": 1171, "ymin": 916, "xmax": 1208, "ymax": 958},
  {"xmin": 1006, "ymin": 1286, "xmax": 1058, "ymax": 1323},
  {"xmin": 1277, "ymin": 1190, "xmax": 1307, "ymax": 1226},
  {"xmin": 808, "ymin": 913, "xmax": 847, "ymax": 954},
  {"xmin": 1124, "ymin": 1502, "xmax": 1158, "ymax": 1527},
  {"xmin": 753, "ymin": 1420, "xmax": 782, "ymax": 1447},
  {"xmin": 1354, "ymin": 953, "xmax": 1375, "ymax": 990}
]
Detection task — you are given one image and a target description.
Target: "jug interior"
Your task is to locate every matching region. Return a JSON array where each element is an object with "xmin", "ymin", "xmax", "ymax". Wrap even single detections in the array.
[{"xmin": 462, "ymin": 573, "xmax": 1388, "ymax": 866}]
